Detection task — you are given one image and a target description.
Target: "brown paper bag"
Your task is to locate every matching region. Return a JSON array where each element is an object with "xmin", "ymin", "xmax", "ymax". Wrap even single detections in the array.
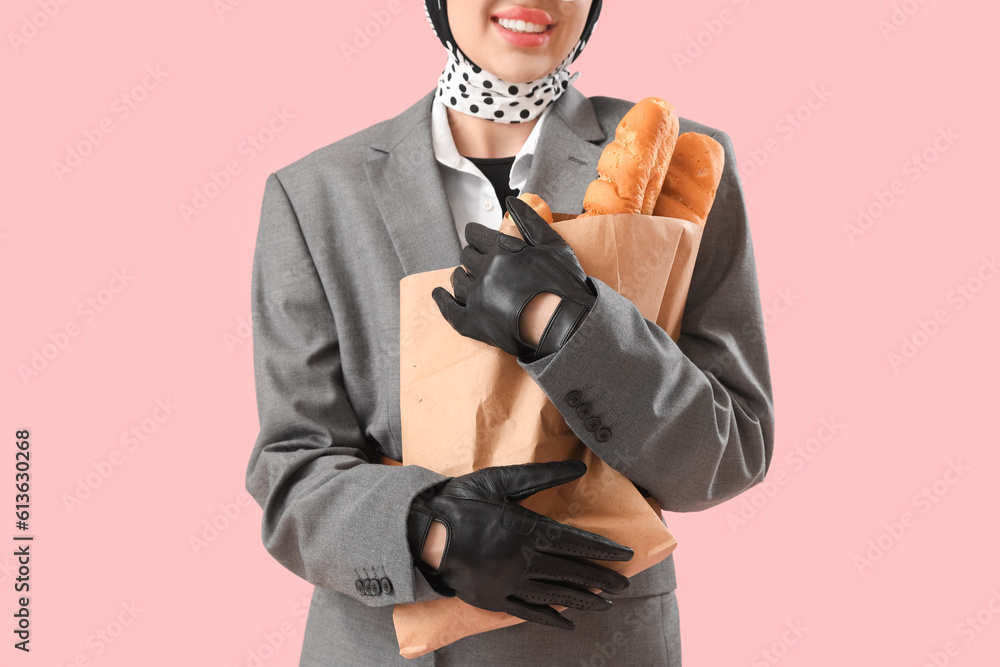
[{"xmin": 392, "ymin": 211, "xmax": 704, "ymax": 659}]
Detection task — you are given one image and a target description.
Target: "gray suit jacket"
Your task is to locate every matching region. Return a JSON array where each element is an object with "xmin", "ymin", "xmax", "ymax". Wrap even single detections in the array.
[{"xmin": 245, "ymin": 82, "xmax": 774, "ymax": 650}]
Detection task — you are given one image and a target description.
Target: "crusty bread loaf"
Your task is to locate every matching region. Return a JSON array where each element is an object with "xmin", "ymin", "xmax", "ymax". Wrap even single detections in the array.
[
  {"xmin": 502, "ymin": 99, "xmax": 725, "ymax": 229},
  {"xmin": 579, "ymin": 97, "xmax": 679, "ymax": 217},
  {"xmin": 653, "ymin": 132, "xmax": 725, "ymax": 225}
]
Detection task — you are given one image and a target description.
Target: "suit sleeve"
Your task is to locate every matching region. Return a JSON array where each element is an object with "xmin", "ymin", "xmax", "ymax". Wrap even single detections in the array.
[
  {"xmin": 516, "ymin": 130, "xmax": 775, "ymax": 512},
  {"xmin": 245, "ymin": 172, "xmax": 451, "ymax": 606}
]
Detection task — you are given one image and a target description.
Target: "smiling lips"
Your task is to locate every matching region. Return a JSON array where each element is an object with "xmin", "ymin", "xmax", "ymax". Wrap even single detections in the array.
[
  {"xmin": 494, "ymin": 17, "xmax": 551, "ymax": 34},
  {"xmin": 491, "ymin": 6, "xmax": 556, "ymax": 46}
]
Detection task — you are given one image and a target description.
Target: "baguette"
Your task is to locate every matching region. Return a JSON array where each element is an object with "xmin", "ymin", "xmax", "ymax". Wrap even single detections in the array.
[
  {"xmin": 653, "ymin": 131, "xmax": 725, "ymax": 225},
  {"xmin": 579, "ymin": 97, "xmax": 679, "ymax": 217},
  {"xmin": 502, "ymin": 101, "xmax": 725, "ymax": 230}
]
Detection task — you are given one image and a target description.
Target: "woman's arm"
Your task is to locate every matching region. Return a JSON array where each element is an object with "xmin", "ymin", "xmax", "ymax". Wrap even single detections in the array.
[
  {"xmin": 245, "ymin": 172, "xmax": 451, "ymax": 606},
  {"xmin": 516, "ymin": 130, "xmax": 775, "ymax": 512}
]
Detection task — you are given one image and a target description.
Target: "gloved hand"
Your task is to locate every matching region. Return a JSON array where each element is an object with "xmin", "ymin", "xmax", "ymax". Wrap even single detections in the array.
[
  {"xmin": 432, "ymin": 196, "xmax": 598, "ymax": 364},
  {"xmin": 406, "ymin": 459, "xmax": 633, "ymax": 630}
]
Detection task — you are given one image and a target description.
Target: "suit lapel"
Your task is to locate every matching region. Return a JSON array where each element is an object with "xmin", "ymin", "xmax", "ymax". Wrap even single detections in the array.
[
  {"xmin": 365, "ymin": 89, "xmax": 461, "ymax": 277},
  {"xmin": 366, "ymin": 84, "xmax": 607, "ymax": 277},
  {"xmin": 522, "ymin": 85, "xmax": 607, "ymax": 217}
]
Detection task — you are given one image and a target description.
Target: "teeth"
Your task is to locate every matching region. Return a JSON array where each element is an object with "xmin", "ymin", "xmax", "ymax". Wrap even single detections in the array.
[{"xmin": 496, "ymin": 17, "xmax": 549, "ymax": 34}]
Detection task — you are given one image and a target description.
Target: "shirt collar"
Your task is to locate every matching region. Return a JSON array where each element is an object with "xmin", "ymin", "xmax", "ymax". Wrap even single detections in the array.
[{"xmin": 431, "ymin": 95, "xmax": 550, "ymax": 187}]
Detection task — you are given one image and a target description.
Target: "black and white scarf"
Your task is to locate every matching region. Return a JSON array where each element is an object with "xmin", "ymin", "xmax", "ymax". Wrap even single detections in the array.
[{"xmin": 423, "ymin": 0, "xmax": 603, "ymax": 124}]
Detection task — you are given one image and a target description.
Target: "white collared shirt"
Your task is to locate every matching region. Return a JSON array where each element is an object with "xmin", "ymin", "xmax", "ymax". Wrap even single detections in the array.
[{"xmin": 430, "ymin": 95, "xmax": 552, "ymax": 247}]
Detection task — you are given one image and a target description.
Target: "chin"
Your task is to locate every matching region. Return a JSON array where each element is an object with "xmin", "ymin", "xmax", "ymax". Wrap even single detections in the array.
[
  {"xmin": 486, "ymin": 58, "xmax": 558, "ymax": 85},
  {"xmin": 493, "ymin": 69, "xmax": 549, "ymax": 84}
]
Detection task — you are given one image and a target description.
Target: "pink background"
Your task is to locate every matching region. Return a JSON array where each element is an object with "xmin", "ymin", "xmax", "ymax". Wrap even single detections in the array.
[{"xmin": 3, "ymin": 0, "xmax": 998, "ymax": 665}]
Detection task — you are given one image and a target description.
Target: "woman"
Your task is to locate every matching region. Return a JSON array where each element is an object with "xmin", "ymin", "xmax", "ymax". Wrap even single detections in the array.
[{"xmin": 245, "ymin": 1, "xmax": 774, "ymax": 665}]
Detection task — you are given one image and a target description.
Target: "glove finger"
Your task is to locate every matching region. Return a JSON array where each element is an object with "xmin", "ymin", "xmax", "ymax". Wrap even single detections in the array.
[
  {"xmin": 502, "ymin": 595, "xmax": 576, "ymax": 631},
  {"xmin": 489, "ymin": 460, "xmax": 588, "ymax": 502},
  {"xmin": 517, "ymin": 578, "xmax": 612, "ymax": 611},
  {"xmin": 464, "ymin": 221, "xmax": 499, "ymax": 254},
  {"xmin": 505, "ymin": 196, "xmax": 566, "ymax": 249},
  {"xmin": 450, "ymin": 265, "xmax": 473, "ymax": 304},
  {"xmin": 458, "ymin": 244, "xmax": 484, "ymax": 279},
  {"xmin": 531, "ymin": 548, "xmax": 631, "ymax": 596},
  {"xmin": 527, "ymin": 551, "xmax": 630, "ymax": 595},
  {"xmin": 536, "ymin": 518, "xmax": 635, "ymax": 564},
  {"xmin": 506, "ymin": 196, "xmax": 589, "ymax": 283},
  {"xmin": 431, "ymin": 286, "xmax": 467, "ymax": 334}
]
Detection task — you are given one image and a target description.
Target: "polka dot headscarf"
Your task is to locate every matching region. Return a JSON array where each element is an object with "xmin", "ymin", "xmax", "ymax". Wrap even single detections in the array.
[{"xmin": 423, "ymin": 0, "xmax": 603, "ymax": 124}]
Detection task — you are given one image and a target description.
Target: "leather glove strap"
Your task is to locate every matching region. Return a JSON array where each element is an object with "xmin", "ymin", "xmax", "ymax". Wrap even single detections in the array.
[
  {"xmin": 406, "ymin": 505, "xmax": 457, "ymax": 598},
  {"xmin": 407, "ymin": 478, "xmax": 454, "ymax": 594},
  {"xmin": 526, "ymin": 278, "xmax": 595, "ymax": 362}
]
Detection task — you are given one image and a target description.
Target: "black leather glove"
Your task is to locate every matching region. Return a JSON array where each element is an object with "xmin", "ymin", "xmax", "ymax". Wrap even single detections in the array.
[
  {"xmin": 432, "ymin": 196, "xmax": 598, "ymax": 364},
  {"xmin": 406, "ymin": 459, "xmax": 633, "ymax": 630}
]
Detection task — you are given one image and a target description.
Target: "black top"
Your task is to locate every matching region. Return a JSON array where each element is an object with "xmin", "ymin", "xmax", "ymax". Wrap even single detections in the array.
[{"xmin": 464, "ymin": 155, "xmax": 519, "ymax": 215}]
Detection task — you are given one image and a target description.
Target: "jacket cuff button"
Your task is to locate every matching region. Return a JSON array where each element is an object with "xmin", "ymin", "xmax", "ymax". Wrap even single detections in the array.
[
  {"xmin": 566, "ymin": 390, "xmax": 583, "ymax": 407},
  {"xmin": 584, "ymin": 417, "xmax": 602, "ymax": 432},
  {"xmin": 356, "ymin": 578, "xmax": 367, "ymax": 596},
  {"xmin": 379, "ymin": 576, "xmax": 394, "ymax": 594},
  {"xmin": 595, "ymin": 427, "xmax": 612, "ymax": 443}
]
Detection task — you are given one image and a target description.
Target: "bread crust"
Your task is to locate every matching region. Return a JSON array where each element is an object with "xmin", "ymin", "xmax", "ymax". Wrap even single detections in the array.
[
  {"xmin": 580, "ymin": 97, "xmax": 679, "ymax": 217},
  {"xmin": 653, "ymin": 132, "xmax": 725, "ymax": 225},
  {"xmin": 507, "ymin": 97, "xmax": 726, "ymax": 228}
]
